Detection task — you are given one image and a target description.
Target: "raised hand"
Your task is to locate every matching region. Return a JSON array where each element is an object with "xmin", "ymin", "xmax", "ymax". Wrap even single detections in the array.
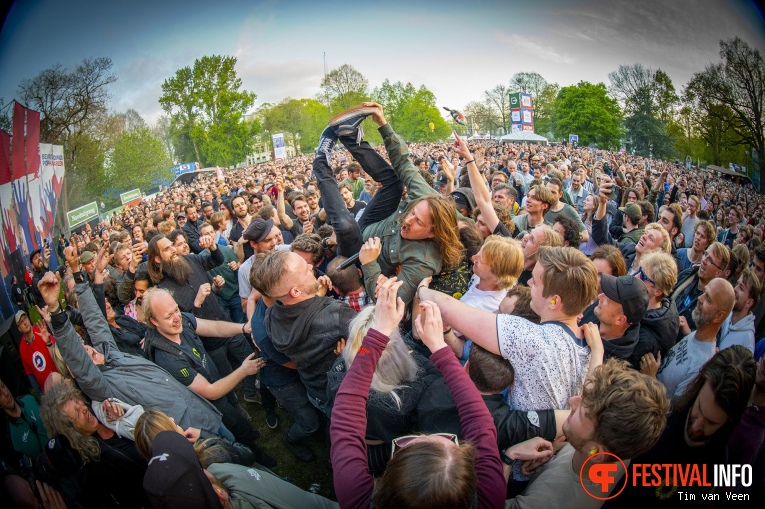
[
  {"xmin": 359, "ymin": 237, "xmax": 382, "ymax": 266},
  {"xmin": 414, "ymin": 300, "xmax": 448, "ymax": 354},
  {"xmin": 373, "ymin": 277, "xmax": 405, "ymax": 337}
]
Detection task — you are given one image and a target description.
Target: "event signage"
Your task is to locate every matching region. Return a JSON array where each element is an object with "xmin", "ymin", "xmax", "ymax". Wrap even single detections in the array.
[
  {"xmin": 120, "ymin": 188, "xmax": 142, "ymax": 205},
  {"xmin": 67, "ymin": 201, "xmax": 99, "ymax": 228}
]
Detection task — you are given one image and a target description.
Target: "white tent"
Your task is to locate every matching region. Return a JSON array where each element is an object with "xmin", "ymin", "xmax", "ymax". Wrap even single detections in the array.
[{"xmin": 499, "ymin": 131, "xmax": 550, "ymax": 145}]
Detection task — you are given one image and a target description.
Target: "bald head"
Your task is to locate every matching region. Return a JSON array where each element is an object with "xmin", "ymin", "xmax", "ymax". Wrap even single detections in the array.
[{"xmin": 693, "ymin": 278, "xmax": 735, "ymax": 331}]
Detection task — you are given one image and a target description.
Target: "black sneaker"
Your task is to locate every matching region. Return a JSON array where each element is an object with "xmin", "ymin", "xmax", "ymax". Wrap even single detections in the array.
[
  {"xmin": 328, "ymin": 105, "xmax": 375, "ymax": 140},
  {"xmin": 316, "ymin": 126, "xmax": 337, "ymax": 165},
  {"xmin": 266, "ymin": 409, "xmax": 278, "ymax": 429},
  {"xmin": 282, "ymin": 437, "xmax": 315, "ymax": 462}
]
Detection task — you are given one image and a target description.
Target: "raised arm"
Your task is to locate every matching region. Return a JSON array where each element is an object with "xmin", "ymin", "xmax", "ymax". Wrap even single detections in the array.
[
  {"xmin": 417, "ymin": 286, "xmax": 500, "ymax": 355},
  {"xmin": 38, "ymin": 272, "xmax": 111, "ymax": 400},
  {"xmin": 275, "ymin": 178, "xmax": 294, "ymax": 230},
  {"xmin": 455, "ymin": 133, "xmax": 501, "ymax": 232}
]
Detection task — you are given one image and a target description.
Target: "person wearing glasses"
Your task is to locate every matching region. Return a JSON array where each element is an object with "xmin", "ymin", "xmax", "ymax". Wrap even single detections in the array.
[
  {"xmin": 631, "ymin": 252, "xmax": 681, "ymax": 364},
  {"xmin": 330, "ymin": 277, "xmax": 508, "ymax": 509},
  {"xmin": 670, "ymin": 242, "xmax": 730, "ymax": 338},
  {"xmin": 640, "ymin": 278, "xmax": 735, "ymax": 400}
]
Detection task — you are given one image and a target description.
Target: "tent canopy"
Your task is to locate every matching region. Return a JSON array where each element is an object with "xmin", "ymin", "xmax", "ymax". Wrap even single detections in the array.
[{"xmin": 499, "ymin": 131, "xmax": 549, "ymax": 145}]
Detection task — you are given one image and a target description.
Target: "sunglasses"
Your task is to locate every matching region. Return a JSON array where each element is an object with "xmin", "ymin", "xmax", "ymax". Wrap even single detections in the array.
[
  {"xmin": 391, "ymin": 433, "xmax": 459, "ymax": 455},
  {"xmin": 636, "ymin": 267, "xmax": 655, "ymax": 286}
]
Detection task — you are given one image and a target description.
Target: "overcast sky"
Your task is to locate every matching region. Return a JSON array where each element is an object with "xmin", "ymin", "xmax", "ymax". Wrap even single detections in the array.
[{"xmin": 1, "ymin": 0, "xmax": 763, "ymax": 127}]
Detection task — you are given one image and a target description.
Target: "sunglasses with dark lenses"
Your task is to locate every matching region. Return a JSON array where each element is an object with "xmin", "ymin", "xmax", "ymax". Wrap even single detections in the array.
[
  {"xmin": 391, "ymin": 433, "xmax": 459, "ymax": 455},
  {"xmin": 636, "ymin": 267, "xmax": 655, "ymax": 285}
]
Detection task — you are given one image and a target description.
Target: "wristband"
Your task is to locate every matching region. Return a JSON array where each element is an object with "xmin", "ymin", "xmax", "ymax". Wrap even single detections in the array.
[
  {"xmin": 464, "ymin": 159, "xmax": 475, "ymax": 165},
  {"xmin": 443, "ymin": 327, "xmax": 453, "ymax": 335},
  {"xmin": 242, "ymin": 323, "xmax": 247, "ymax": 334},
  {"xmin": 501, "ymin": 450, "xmax": 517, "ymax": 467}
]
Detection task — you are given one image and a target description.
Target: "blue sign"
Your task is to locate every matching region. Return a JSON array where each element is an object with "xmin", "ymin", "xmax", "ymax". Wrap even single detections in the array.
[
  {"xmin": 172, "ymin": 162, "xmax": 200, "ymax": 178},
  {"xmin": 569, "ymin": 134, "xmax": 579, "ymax": 145}
]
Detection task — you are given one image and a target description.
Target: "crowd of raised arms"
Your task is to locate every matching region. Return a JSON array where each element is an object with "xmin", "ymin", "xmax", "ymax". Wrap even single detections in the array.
[{"xmin": 2, "ymin": 102, "xmax": 764, "ymax": 508}]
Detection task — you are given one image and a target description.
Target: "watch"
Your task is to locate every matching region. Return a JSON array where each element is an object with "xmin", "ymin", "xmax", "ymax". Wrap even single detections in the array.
[{"xmin": 501, "ymin": 450, "xmax": 517, "ymax": 467}]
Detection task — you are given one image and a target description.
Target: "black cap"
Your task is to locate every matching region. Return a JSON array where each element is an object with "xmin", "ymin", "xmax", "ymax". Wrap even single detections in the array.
[
  {"xmin": 29, "ymin": 248, "xmax": 42, "ymax": 263},
  {"xmin": 243, "ymin": 218, "xmax": 274, "ymax": 242},
  {"xmin": 143, "ymin": 431, "xmax": 220, "ymax": 509},
  {"xmin": 600, "ymin": 274, "xmax": 649, "ymax": 324}
]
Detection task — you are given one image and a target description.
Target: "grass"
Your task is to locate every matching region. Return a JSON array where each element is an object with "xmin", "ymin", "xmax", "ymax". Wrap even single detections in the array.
[{"xmin": 240, "ymin": 392, "xmax": 337, "ymax": 501}]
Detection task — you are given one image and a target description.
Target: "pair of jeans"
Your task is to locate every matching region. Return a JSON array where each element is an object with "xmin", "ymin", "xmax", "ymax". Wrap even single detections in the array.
[
  {"xmin": 217, "ymin": 292, "xmax": 246, "ymax": 323},
  {"xmin": 312, "ymin": 133, "xmax": 403, "ymax": 258},
  {"xmin": 267, "ymin": 380, "xmax": 320, "ymax": 442},
  {"xmin": 207, "ymin": 335, "xmax": 259, "ymax": 398}
]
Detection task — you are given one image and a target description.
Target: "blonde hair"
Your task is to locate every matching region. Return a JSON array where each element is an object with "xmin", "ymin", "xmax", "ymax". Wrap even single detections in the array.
[
  {"xmin": 134, "ymin": 409, "xmax": 180, "ymax": 459},
  {"xmin": 538, "ymin": 246, "xmax": 598, "ymax": 316},
  {"xmin": 645, "ymin": 223, "xmax": 671, "ymax": 253},
  {"xmin": 709, "ymin": 241, "xmax": 731, "ymax": 270},
  {"xmin": 528, "ymin": 185, "xmax": 558, "ymax": 210},
  {"xmin": 639, "ymin": 252, "xmax": 678, "ymax": 298},
  {"xmin": 343, "ymin": 307, "xmax": 419, "ymax": 410},
  {"xmin": 399, "ymin": 194, "xmax": 463, "ymax": 268},
  {"xmin": 479, "ymin": 235, "xmax": 524, "ymax": 289}
]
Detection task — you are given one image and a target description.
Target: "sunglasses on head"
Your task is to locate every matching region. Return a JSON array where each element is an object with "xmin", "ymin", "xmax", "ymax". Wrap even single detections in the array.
[{"xmin": 391, "ymin": 433, "xmax": 459, "ymax": 455}]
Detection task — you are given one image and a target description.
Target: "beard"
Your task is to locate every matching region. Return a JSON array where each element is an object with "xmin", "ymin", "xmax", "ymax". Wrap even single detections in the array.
[
  {"xmin": 691, "ymin": 306, "xmax": 711, "ymax": 328},
  {"xmin": 163, "ymin": 255, "xmax": 192, "ymax": 285}
]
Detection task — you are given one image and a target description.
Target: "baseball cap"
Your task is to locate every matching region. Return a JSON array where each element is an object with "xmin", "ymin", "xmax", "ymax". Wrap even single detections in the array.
[
  {"xmin": 618, "ymin": 202, "xmax": 642, "ymax": 224},
  {"xmin": 243, "ymin": 218, "xmax": 274, "ymax": 242},
  {"xmin": 143, "ymin": 431, "xmax": 220, "ymax": 509},
  {"xmin": 15, "ymin": 310, "xmax": 27, "ymax": 325},
  {"xmin": 80, "ymin": 251, "xmax": 95, "ymax": 264},
  {"xmin": 29, "ymin": 248, "xmax": 42, "ymax": 263},
  {"xmin": 451, "ymin": 192, "xmax": 469, "ymax": 211},
  {"xmin": 176, "ymin": 212, "xmax": 186, "ymax": 218},
  {"xmin": 600, "ymin": 274, "xmax": 649, "ymax": 324}
]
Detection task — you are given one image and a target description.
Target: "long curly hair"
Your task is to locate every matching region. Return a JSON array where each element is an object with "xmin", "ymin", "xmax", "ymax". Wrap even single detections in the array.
[
  {"xmin": 400, "ymin": 194, "xmax": 463, "ymax": 268},
  {"xmin": 40, "ymin": 382, "xmax": 100, "ymax": 463}
]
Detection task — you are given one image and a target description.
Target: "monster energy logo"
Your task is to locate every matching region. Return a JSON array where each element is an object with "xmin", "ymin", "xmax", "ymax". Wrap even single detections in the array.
[
  {"xmin": 180, "ymin": 368, "xmax": 189, "ymax": 378},
  {"xmin": 192, "ymin": 348, "xmax": 201, "ymax": 358}
]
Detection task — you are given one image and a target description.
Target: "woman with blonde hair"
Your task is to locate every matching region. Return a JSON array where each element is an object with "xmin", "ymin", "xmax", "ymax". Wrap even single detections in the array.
[{"xmin": 326, "ymin": 299, "xmax": 443, "ymax": 472}]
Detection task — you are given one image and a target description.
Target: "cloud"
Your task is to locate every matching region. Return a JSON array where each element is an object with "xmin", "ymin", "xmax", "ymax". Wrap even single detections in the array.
[{"xmin": 494, "ymin": 33, "xmax": 576, "ymax": 65}]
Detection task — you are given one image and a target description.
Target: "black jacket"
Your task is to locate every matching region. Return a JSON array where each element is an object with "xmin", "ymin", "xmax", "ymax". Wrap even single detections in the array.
[
  {"xmin": 264, "ymin": 296, "xmax": 356, "ymax": 406},
  {"xmin": 635, "ymin": 298, "xmax": 680, "ymax": 361}
]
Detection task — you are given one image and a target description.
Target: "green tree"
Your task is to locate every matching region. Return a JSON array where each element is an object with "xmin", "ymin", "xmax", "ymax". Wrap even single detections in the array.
[
  {"xmin": 686, "ymin": 37, "xmax": 765, "ymax": 184},
  {"xmin": 106, "ymin": 127, "xmax": 172, "ymax": 201},
  {"xmin": 0, "ymin": 97, "xmax": 10, "ymax": 132},
  {"xmin": 260, "ymin": 98, "xmax": 330, "ymax": 153},
  {"xmin": 160, "ymin": 55, "xmax": 257, "ymax": 167},
  {"xmin": 553, "ymin": 81, "xmax": 623, "ymax": 149},
  {"xmin": 18, "ymin": 57, "xmax": 117, "ymax": 212},
  {"xmin": 534, "ymin": 83, "xmax": 560, "ymax": 140},
  {"xmin": 393, "ymin": 86, "xmax": 450, "ymax": 142}
]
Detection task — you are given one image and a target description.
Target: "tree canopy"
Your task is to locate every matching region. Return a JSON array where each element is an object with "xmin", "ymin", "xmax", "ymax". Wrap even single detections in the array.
[
  {"xmin": 160, "ymin": 55, "xmax": 258, "ymax": 167},
  {"xmin": 554, "ymin": 81, "xmax": 623, "ymax": 149}
]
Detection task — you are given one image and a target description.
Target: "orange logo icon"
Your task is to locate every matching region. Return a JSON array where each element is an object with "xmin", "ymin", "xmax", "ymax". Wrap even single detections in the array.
[{"xmin": 579, "ymin": 452, "xmax": 627, "ymax": 500}]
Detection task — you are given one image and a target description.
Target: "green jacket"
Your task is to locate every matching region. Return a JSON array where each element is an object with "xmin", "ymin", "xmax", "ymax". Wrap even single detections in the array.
[
  {"xmin": 619, "ymin": 227, "xmax": 645, "ymax": 245},
  {"xmin": 361, "ymin": 124, "xmax": 444, "ymax": 304},
  {"xmin": 7, "ymin": 394, "xmax": 48, "ymax": 458},
  {"xmin": 207, "ymin": 462, "xmax": 338, "ymax": 509},
  {"xmin": 204, "ymin": 245, "xmax": 239, "ymax": 301}
]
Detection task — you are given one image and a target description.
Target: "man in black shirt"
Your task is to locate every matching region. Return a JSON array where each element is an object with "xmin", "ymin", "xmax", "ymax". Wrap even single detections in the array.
[{"xmin": 143, "ymin": 287, "xmax": 275, "ymax": 468}]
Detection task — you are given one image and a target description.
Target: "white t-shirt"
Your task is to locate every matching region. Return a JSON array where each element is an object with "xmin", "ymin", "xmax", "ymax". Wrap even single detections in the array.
[
  {"xmin": 657, "ymin": 332, "xmax": 715, "ymax": 398},
  {"xmin": 459, "ymin": 275, "xmax": 506, "ymax": 312},
  {"xmin": 238, "ymin": 255, "xmax": 256, "ymax": 299},
  {"xmin": 496, "ymin": 314, "xmax": 590, "ymax": 410}
]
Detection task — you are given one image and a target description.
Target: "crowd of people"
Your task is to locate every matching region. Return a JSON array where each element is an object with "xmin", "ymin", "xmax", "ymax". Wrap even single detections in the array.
[{"xmin": 2, "ymin": 101, "xmax": 765, "ymax": 508}]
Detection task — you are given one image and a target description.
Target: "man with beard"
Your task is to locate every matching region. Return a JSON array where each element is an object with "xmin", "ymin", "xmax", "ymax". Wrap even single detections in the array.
[
  {"xmin": 29, "ymin": 244, "xmax": 52, "ymax": 307},
  {"xmin": 617, "ymin": 346, "xmax": 755, "ymax": 505},
  {"xmin": 670, "ymin": 242, "xmax": 730, "ymax": 336},
  {"xmin": 718, "ymin": 269, "xmax": 760, "ymax": 353},
  {"xmin": 506, "ymin": 359, "xmax": 668, "ymax": 509},
  {"xmin": 228, "ymin": 194, "xmax": 254, "ymax": 259},
  {"xmin": 146, "ymin": 234, "xmax": 259, "ymax": 403},
  {"xmin": 252, "ymin": 250, "xmax": 355, "ymax": 416},
  {"xmin": 641, "ymin": 277, "xmax": 735, "ymax": 399}
]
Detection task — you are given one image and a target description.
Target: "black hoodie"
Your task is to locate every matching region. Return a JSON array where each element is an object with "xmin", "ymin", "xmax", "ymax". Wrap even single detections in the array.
[
  {"xmin": 264, "ymin": 296, "xmax": 356, "ymax": 405},
  {"xmin": 634, "ymin": 298, "xmax": 680, "ymax": 362}
]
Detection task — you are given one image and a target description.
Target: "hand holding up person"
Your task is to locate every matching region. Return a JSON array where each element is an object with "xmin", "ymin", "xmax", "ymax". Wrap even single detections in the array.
[
  {"xmin": 415, "ymin": 300, "xmax": 448, "ymax": 354},
  {"xmin": 373, "ymin": 277, "xmax": 405, "ymax": 337}
]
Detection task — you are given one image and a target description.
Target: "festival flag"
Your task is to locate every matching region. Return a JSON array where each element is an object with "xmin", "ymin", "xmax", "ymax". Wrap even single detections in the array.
[
  {"xmin": 0, "ymin": 129, "xmax": 16, "ymax": 276},
  {"xmin": 11, "ymin": 102, "xmax": 40, "ymax": 254}
]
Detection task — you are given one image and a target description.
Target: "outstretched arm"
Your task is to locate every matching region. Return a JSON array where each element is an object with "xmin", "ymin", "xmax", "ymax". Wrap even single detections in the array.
[
  {"xmin": 275, "ymin": 178, "xmax": 294, "ymax": 230},
  {"xmin": 454, "ymin": 133, "xmax": 500, "ymax": 232},
  {"xmin": 417, "ymin": 286, "xmax": 500, "ymax": 355}
]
